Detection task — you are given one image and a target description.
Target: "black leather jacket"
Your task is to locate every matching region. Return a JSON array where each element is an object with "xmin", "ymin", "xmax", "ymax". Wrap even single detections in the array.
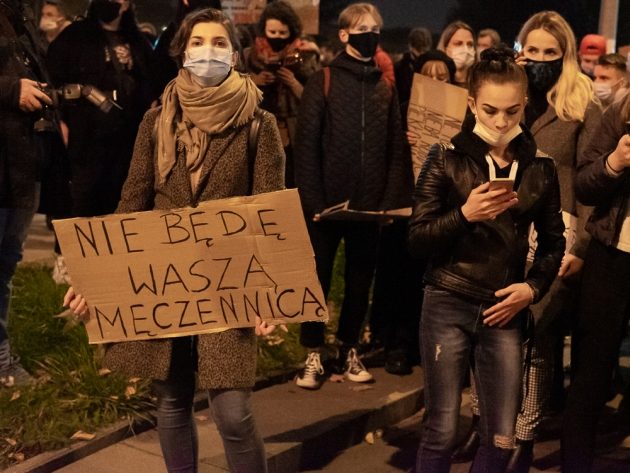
[{"xmin": 408, "ymin": 121, "xmax": 565, "ymax": 304}]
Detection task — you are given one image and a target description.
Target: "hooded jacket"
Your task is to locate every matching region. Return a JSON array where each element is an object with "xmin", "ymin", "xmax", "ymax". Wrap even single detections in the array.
[
  {"xmin": 294, "ymin": 51, "xmax": 413, "ymax": 217},
  {"xmin": 408, "ymin": 119, "xmax": 565, "ymax": 303}
]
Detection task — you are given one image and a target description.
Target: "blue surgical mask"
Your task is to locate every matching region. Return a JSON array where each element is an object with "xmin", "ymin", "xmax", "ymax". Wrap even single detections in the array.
[{"xmin": 183, "ymin": 46, "xmax": 233, "ymax": 87}]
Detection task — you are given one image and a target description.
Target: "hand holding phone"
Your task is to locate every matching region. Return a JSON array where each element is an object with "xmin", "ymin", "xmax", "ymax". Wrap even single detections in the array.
[{"xmin": 488, "ymin": 178, "xmax": 515, "ymax": 193}]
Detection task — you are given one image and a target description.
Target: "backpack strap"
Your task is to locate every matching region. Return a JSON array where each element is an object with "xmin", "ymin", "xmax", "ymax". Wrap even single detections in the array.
[{"xmin": 247, "ymin": 108, "xmax": 265, "ymax": 195}]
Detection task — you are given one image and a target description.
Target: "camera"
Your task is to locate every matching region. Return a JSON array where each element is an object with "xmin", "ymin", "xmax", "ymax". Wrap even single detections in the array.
[{"xmin": 34, "ymin": 83, "xmax": 122, "ymax": 133}]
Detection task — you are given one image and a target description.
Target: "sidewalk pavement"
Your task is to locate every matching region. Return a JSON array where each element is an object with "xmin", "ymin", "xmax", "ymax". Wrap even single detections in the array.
[
  {"xmin": 14, "ymin": 214, "xmax": 425, "ymax": 472},
  {"xmin": 7, "ymin": 367, "xmax": 423, "ymax": 473}
]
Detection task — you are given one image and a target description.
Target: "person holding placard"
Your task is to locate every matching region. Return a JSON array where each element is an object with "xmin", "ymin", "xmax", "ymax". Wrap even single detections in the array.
[
  {"xmin": 64, "ymin": 8, "xmax": 285, "ymax": 473},
  {"xmin": 409, "ymin": 47, "xmax": 565, "ymax": 473}
]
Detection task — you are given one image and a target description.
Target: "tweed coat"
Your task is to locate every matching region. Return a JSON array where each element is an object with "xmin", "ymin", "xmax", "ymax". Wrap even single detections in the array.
[{"xmin": 103, "ymin": 106, "xmax": 285, "ymax": 389}]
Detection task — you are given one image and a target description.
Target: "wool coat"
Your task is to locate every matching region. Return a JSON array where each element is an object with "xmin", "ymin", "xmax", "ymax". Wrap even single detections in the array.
[{"xmin": 103, "ymin": 106, "xmax": 285, "ymax": 389}]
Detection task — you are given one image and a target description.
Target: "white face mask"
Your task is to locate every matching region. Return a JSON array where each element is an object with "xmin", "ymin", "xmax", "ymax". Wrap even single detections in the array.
[
  {"xmin": 473, "ymin": 119, "xmax": 523, "ymax": 147},
  {"xmin": 593, "ymin": 82, "xmax": 613, "ymax": 102},
  {"xmin": 183, "ymin": 45, "xmax": 233, "ymax": 87},
  {"xmin": 39, "ymin": 17, "xmax": 60, "ymax": 32},
  {"xmin": 450, "ymin": 45, "xmax": 475, "ymax": 69}
]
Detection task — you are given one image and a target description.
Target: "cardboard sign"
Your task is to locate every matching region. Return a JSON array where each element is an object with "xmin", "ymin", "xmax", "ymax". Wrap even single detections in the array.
[
  {"xmin": 222, "ymin": 0, "xmax": 319, "ymax": 33},
  {"xmin": 53, "ymin": 189, "xmax": 329, "ymax": 344},
  {"xmin": 222, "ymin": 0, "xmax": 266, "ymax": 25},
  {"xmin": 407, "ymin": 74, "xmax": 468, "ymax": 179}
]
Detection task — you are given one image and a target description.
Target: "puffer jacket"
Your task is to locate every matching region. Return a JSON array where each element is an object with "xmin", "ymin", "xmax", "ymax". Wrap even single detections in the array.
[
  {"xmin": 408, "ymin": 120, "xmax": 565, "ymax": 304},
  {"xmin": 575, "ymin": 95, "xmax": 630, "ymax": 247},
  {"xmin": 294, "ymin": 51, "xmax": 413, "ymax": 217}
]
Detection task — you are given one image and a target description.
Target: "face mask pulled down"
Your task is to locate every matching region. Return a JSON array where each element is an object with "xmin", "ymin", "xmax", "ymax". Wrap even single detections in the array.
[
  {"xmin": 473, "ymin": 117, "xmax": 522, "ymax": 147},
  {"xmin": 348, "ymin": 31, "xmax": 379, "ymax": 59},
  {"xmin": 183, "ymin": 46, "xmax": 232, "ymax": 87},
  {"xmin": 39, "ymin": 17, "xmax": 60, "ymax": 32}
]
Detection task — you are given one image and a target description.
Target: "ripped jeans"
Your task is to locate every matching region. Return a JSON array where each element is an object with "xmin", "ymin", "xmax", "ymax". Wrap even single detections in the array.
[{"xmin": 416, "ymin": 286, "xmax": 523, "ymax": 473}]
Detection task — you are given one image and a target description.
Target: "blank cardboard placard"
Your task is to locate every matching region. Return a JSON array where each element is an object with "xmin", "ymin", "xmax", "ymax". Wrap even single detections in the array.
[{"xmin": 53, "ymin": 189, "xmax": 328, "ymax": 344}]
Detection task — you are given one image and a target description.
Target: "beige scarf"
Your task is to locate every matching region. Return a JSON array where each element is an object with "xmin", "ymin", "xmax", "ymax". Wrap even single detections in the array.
[{"xmin": 157, "ymin": 68, "xmax": 262, "ymax": 184}]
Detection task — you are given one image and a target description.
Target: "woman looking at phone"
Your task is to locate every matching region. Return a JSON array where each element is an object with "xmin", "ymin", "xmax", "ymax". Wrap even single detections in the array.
[{"xmin": 410, "ymin": 47, "xmax": 565, "ymax": 473}]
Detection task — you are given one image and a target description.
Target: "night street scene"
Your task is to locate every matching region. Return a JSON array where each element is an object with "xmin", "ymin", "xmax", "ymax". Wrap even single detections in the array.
[{"xmin": 1, "ymin": 0, "xmax": 630, "ymax": 472}]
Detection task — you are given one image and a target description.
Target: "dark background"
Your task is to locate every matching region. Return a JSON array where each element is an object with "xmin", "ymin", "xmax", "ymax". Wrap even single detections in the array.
[{"xmin": 37, "ymin": 0, "xmax": 630, "ymax": 52}]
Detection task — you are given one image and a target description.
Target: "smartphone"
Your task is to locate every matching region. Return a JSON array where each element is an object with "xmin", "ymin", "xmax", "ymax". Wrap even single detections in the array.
[{"xmin": 489, "ymin": 178, "xmax": 515, "ymax": 193}]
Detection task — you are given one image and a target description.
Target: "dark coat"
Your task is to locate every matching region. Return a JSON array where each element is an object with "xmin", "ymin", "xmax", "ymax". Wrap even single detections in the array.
[
  {"xmin": 576, "ymin": 96, "xmax": 630, "ymax": 247},
  {"xmin": 408, "ymin": 121, "xmax": 565, "ymax": 304},
  {"xmin": 0, "ymin": 1, "xmax": 49, "ymax": 209},
  {"xmin": 294, "ymin": 52, "xmax": 413, "ymax": 218},
  {"xmin": 103, "ymin": 106, "xmax": 285, "ymax": 389}
]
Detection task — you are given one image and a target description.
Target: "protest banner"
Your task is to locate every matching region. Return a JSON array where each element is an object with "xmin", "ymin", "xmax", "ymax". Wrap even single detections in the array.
[
  {"xmin": 53, "ymin": 189, "xmax": 328, "ymax": 345},
  {"xmin": 222, "ymin": 0, "xmax": 319, "ymax": 33},
  {"xmin": 407, "ymin": 74, "xmax": 468, "ymax": 179}
]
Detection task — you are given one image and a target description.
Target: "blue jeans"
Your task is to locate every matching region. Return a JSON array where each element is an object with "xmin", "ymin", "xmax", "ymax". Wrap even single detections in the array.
[
  {"xmin": 152, "ymin": 343, "xmax": 266, "ymax": 473},
  {"xmin": 0, "ymin": 202, "xmax": 38, "ymax": 345},
  {"xmin": 416, "ymin": 286, "xmax": 523, "ymax": 473}
]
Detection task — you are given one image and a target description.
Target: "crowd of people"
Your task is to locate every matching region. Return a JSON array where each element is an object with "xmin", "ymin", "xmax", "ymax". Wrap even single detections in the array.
[{"xmin": 1, "ymin": 0, "xmax": 630, "ymax": 472}]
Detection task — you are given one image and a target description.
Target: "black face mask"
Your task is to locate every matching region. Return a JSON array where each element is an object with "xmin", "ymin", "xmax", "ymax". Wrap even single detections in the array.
[
  {"xmin": 348, "ymin": 31, "xmax": 379, "ymax": 59},
  {"xmin": 91, "ymin": 0, "xmax": 121, "ymax": 24},
  {"xmin": 266, "ymin": 36, "xmax": 290, "ymax": 53},
  {"xmin": 524, "ymin": 57, "xmax": 563, "ymax": 94}
]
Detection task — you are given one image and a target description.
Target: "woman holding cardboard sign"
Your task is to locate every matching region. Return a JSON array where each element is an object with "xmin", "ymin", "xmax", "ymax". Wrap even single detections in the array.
[
  {"xmin": 64, "ymin": 8, "xmax": 285, "ymax": 473},
  {"xmin": 409, "ymin": 47, "xmax": 565, "ymax": 473}
]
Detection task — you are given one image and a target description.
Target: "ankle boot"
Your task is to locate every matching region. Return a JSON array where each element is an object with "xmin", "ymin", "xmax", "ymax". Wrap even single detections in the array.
[
  {"xmin": 506, "ymin": 439, "xmax": 534, "ymax": 473},
  {"xmin": 452, "ymin": 414, "xmax": 480, "ymax": 463}
]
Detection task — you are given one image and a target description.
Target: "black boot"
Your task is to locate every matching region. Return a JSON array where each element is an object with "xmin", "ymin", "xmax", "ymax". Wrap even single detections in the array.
[
  {"xmin": 452, "ymin": 414, "xmax": 480, "ymax": 463},
  {"xmin": 506, "ymin": 439, "xmax": 533, "ymax": 473}
]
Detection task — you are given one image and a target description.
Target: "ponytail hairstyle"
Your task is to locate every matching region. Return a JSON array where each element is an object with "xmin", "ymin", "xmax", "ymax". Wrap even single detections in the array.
[
  {"xmin": 468, "ymin": 46, "xmax": 527, "ymax": 99},
  {"xmin": 517, "ymin": 11, "xmax": 596, "ymax": 122}
]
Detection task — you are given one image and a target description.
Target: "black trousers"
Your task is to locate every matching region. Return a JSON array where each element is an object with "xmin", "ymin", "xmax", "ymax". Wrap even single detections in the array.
[
  {"xmin": 370, "ymin": 219, "xmax": 425, "ymax": 356},
  {"xmin": 300, "ymin": 220, "xmax": 380, "ymax": 348},
  {"xmin": 562, "ymin": 239, "xmax": 630, "ymax": 472}
]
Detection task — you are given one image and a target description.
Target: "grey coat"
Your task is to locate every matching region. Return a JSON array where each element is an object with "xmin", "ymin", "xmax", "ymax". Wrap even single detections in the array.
[{"xmin": 103, "ymin": 106, "xmax": 285, "ymax": 389}]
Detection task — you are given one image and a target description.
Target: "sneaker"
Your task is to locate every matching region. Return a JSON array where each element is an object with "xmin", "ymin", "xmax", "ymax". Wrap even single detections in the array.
[
  {"xmin": 295, "ymin": 351, "xmax": 325, "ymax": 390},
  {"xmin": 0, "ymin": 356, "xmax": 33, "ymax": 387},
  {"xmin": 344, "ymin": 347, "xmax": 373, "ymax": 383}
]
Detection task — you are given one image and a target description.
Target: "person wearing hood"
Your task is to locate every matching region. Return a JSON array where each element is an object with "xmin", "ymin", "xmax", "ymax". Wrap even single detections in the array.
[
  {"xmin": 64, "ymin": 8, "xmax": 285, "ymax": 473},
  {"xmin": 244, "ymin": 0, "xmax": 319, "ymax": 188},
  {"xmin": 293, "ymin": 2, "xmax": 412, "ymax": 390},
  {"xmin": 437, "ymin": 21, "xmax": 476, "ymax": 88},
  {"xmin": 410, "ymin": 46, "xmax": 565, "ymax": 473}
]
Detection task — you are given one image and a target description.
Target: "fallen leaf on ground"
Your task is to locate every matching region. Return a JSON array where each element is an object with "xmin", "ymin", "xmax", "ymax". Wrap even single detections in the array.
[
  {"xmin": 98, "ymin": 368, "xmax": 112, "ymax": 376},
  {"xmin": 10, "ymin": 390, "xmax": 20, "ymax": 401},
  {"xmin": 349, "ymin": 385, "xmax": 373, "ymax": 392},
  {"xmin": 4, "ymin": 438, "xmax": 17, "ymax": 446},
  {"xmin": 125, "ymin": 386, "xmax": 136, "ymax": 398},
  {"xmin": 10, "ymin": 452, "xmax": 25, "ymax": 462},
  {"xmin": 71, "ymin": 431, "xmax": 96, "ymax": 441},
  {"xmin": 329, "ymin": 374, "xmax": 345, "ymax": 383},
  {"xmin": 128, "ymin": 377, "xmax": 141, "ymax": 383},
  {"xmin": 364, "ymin": 432, "xmax": 375, "ymax": 444}
]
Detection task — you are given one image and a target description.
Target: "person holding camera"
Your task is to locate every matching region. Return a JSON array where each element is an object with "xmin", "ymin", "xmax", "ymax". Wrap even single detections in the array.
[
  {"xmin": 244, "ymin": 0, "xmax": 319, "ymax": 187},
  {"xmin": 46, "ymin": 0, "xmax": 156, "ymax": 219},
  {"xmin": 0, "ymin": 0, "xmax": 54, "ymax": 386}
]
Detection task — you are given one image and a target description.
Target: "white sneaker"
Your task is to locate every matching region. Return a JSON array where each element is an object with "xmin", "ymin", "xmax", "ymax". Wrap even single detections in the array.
[
  {"xmin": 344, "ymin": 348, "xmax": 373, "ymax": 383},
  {"xmin": 295, "ymin": 351, "xmax": 325, "ymax": 390}
]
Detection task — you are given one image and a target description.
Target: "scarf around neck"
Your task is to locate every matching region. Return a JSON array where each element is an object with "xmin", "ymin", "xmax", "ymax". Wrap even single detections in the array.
[{"xmin": 157, "ymin": 68, "xmax": 262, "ymax": 183}]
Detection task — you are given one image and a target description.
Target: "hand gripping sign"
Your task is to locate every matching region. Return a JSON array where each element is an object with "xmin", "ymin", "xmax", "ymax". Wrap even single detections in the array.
[{"xmin": 54, "ymin": 189, "xmax": 329, "ymax": 344}]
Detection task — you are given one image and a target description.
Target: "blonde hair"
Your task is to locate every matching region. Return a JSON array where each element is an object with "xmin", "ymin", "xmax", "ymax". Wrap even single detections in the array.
[
  {"xmin": 518, "ymin": 11, "xmax": 596, "ymax": 122},
  {"xmin": 338, "ymin": 3, "xmax": 383, "ymax": 30},
  {"xmin": 437, "ymin": 21, "xmax": 475, "ymax": 52}
]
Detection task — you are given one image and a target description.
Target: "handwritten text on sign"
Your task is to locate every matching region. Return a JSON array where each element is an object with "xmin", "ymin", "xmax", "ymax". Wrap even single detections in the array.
[
  {"xmin": 53, "ymin": 189, "xmax": 328, "ymax": 344},
  {"xmin": 407, "ymin": 74, "xmax": 468, "ymax": 180}
]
